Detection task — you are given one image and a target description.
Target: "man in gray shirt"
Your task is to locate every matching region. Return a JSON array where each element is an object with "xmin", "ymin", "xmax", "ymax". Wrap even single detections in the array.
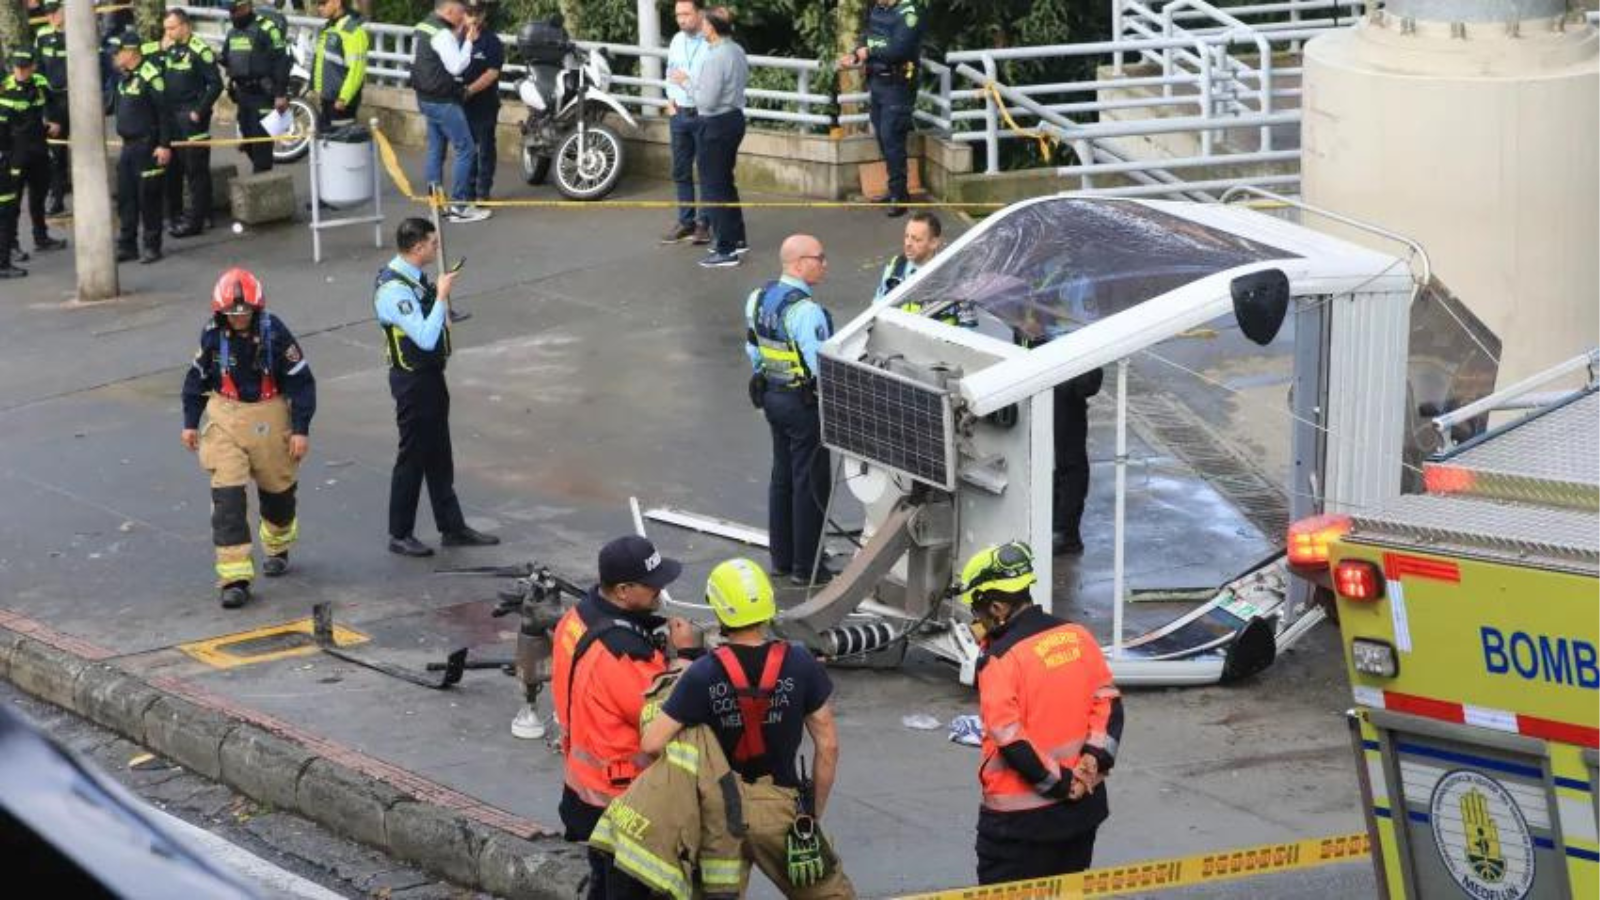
[{"xmin": 686, "ymin": 6, "xmax": 748, "ymax": 268}]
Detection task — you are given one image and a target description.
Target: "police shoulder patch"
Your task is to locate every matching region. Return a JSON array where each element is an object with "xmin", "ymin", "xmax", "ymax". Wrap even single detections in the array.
[
  {"xmin": 284, "ymin": 343, "xmax": 302, "ymax": 363},
  {"xmin": 906, "ymin": 12, "xmax": 919, "ymax": 26},
  {"xmin": 397, "ymin": 298, "xmax": 415, "ymax": 316}
]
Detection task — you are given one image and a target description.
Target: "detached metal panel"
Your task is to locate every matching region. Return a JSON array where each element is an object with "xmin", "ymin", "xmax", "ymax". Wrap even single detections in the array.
[{"xmin": 1324, "ymin": 288, "xmax": 1412, "ymax": 515}]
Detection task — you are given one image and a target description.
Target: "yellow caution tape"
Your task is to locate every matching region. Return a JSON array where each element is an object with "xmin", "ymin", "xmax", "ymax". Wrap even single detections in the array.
[
  {"xmin": 983, "ymin": 82, "xmax": 1060, "ymax": 166},
  {"xmin": 894, "ymin": 832, "xmax": 1371, "ymax": 899},
  {"xmin": 46, "ymin": 133, "xmax": 305, "ymax": 148},
  {"xmin": 370, "ymin": 124, "xmax": 1008, "ymax": 211}
]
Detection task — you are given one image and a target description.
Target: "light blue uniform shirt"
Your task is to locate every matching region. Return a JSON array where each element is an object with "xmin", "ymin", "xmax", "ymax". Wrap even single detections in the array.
[
  {"xmin": 374, "ymin": 256, "xmax": 448, "ymax": 352},
  {"xmin": 745, "ymin": 275, "xmax": 831, "ymax": 377},
  {"xmin": 664, "ymin": 30, "xmax": 706, "ymax": 109},
  {"xmin": 872, "ymin": 256, "xmax": 922, "ymax": 304}
]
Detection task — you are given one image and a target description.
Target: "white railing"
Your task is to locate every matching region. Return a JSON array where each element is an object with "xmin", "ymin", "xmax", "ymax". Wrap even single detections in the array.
[{"xmin": 178, "ymin": 0, "xmax": 1428, "ymax": 199}]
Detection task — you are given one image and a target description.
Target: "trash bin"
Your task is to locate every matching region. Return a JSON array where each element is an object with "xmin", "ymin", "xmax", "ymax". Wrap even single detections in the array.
[{"xmin": 316, "ymin": 123, "xmax": 374, "ymax": 208}]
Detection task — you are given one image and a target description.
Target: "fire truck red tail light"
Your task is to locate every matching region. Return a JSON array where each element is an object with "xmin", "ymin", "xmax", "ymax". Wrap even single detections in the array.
[
  {"xmin": 1423, "ymin": 464, "xmax": 1475, "ymax": 494},
  {"xmin": 1287, "ymin": 514, "xmax": 1352, "ymax": 568},
  {"xmin": 1334, "ymin": 560, "xmax": 1385, "ymax": 601}
]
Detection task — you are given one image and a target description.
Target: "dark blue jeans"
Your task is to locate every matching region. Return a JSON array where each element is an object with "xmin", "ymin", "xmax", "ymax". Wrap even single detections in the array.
[
  {"xmin": 762, "ymin": 388, "xmax": 830, "ymax": 575},
  {"xmin": 465, "ymin": 101, "xmax": 499, "ymax": 201},
  {"xmin": 696, "ymin": 110, "xmax": 745, "ymax": 254},
  {"xmin": 419, "ymin": 98, "xmax": 477, "ymax": 203},
  {"xmin": 669, "ymin": 111, "xmax": 707, "ymax": 227},
  {"xmin": 869, "ymin": 78, "xmax": 915, "ymax": 201}
]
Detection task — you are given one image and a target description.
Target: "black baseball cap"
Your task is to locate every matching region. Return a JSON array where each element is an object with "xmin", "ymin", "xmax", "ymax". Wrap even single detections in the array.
[
  {"xmin": 38, "ymin": 0, "xmax": 60, "ymax": 12},
  {"xmin": 10, "ymin": 49, "xmax": 34, "ymax": 68},
  {"xmin": 106, "ymin": 29, "xmax": 141, "ymax": 52},
  {"xmin": 598, "ymin": 536, "xmax": 682, "ymax": 589}
]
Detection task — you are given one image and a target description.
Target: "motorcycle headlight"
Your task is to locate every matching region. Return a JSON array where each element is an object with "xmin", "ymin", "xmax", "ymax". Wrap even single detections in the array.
[
  {"xmin": 517, "ymin": 79, "xmax": 544, "ymax": 110},
  {"xmin": 590, "ymin": 53, "xmax": 612, "ymax": 91}
]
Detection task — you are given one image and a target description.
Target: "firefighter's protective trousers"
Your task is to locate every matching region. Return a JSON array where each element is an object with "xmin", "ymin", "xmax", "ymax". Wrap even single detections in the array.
[{"xmin": 197, "ymin": 394, "xmax": 299, "ymax": 585}]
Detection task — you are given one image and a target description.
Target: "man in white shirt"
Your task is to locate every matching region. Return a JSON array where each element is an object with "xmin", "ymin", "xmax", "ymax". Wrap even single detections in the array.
[
  {"xmin": 410, "ymin": 0, "xmax": 490, "ymax": 222},
  {"xmin": 659, "ymin": 0, "xmax": 710, "ymax": 245}
]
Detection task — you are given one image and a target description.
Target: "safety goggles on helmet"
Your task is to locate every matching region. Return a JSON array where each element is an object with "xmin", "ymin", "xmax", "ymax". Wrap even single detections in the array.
[
  {"xmin": 705, "ymin": 558, "xmax": 778, "ymax": 629},
  {"xmin": 956, "ymin": 541, "xmax": 1037, "ymax": 607},
  {"xmin": 212, "ymin": 268, "xmax": 265, "ymax": 316}
]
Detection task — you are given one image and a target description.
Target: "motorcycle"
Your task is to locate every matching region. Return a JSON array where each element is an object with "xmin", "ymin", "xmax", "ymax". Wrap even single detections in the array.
[
  {"xmin": 515, "ymin": 20, "xmax": 635, "ymax": 201},
  {"xmin": 274, "ymin": 30, "xmax": 318, "ymax": 164}
]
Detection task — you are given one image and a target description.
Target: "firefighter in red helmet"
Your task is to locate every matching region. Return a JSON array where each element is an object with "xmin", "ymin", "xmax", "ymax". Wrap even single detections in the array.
[{"xmin": 180, "ymin": 268, "xmax": 317, "ymax": 608}]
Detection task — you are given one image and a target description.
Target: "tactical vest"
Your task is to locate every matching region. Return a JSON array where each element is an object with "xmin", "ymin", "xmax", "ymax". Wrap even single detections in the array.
[
  {"xmin": 114, "ymin": 61, "xmax": 165, "ymax": 140},
  {"xmin": 225, "ymin": 16, "xmax": 279, "ymax": 88},
  {"xmin": 745, "ymin": 281, "xmax": 816, "ymax": 390},
  {"xmin": 34, "ymin": 28, "xmax": 68, "ymax": 94},
  {"xmin": 162, "ymin": 37, "xmax": 217, "ymax": 109},
  {"xmin": 864, "ymin": 0, "xmax": 919, "ymax": 81},
  {"xmin": 0, "ymin": 74, "xmax": 49, "ymax": 146},
  {"xmin": 375, "ymin": 262, "xmax": 451, "ymax": 372},
  {"xmin": 410, "ymin": 14, "xmax": 461, "ymax": 103}
]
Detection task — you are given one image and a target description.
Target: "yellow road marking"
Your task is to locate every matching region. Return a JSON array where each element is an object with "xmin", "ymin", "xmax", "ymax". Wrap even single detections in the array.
[{"xmin": 179, "ymin": 617, "xmax": 367, "ymax": 670}]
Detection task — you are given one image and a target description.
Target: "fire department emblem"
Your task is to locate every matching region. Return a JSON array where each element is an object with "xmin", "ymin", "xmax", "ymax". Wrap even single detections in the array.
[{"xmin": 1430, "ymin": 769, "xmax": 1535, "ymax": 900}]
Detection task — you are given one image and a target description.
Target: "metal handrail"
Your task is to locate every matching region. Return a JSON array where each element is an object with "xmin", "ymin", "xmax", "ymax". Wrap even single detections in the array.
[{"xmin": 174, "ymin": 0, "xmax": 1422, "ymax": 198}]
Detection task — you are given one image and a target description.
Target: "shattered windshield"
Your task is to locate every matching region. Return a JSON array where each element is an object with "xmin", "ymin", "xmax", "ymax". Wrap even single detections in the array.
[{"xmin": 899, "ymin": 199, "xmax": 1298, "ymax": 343}]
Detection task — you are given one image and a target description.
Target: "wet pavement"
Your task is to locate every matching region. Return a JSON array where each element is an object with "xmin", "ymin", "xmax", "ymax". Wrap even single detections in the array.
[{"xmin": 0, "ymin": 153, "xmax": 1369, "ymax": 897}]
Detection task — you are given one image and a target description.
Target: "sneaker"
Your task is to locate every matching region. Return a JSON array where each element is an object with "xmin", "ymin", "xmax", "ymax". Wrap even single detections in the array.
[
  {"xmin": 511, "ymin": 703, "xmax": 547, "ymax": 740},
  {"xmin": 444, "ymin": 204, "xmax": 492, "ymax": 223},
  {"xmin": 659, "ymin": 222, "xmax": 696, "ymax": 244},
  {"xmin": 262, "ymin": 552, "xmax": 290, "ymax": 577},
  {"xmin": 388, "ymin": 535, "xmax": 435, "ymax": 557},
  {"xmin": 0, "ymin": 264, "xmax": 27, "ymax": 279},
  {"xmin": 219, "ymin": 581, "xmax": 251, "ymax": 609},
  {"xmin": 699, "ymin": 250, "xmax": 742, "ymax": 269},
  {"xmin": 732, "ymin": 240, "xmax": 751, "ymax": 257},
  {"xmin": 690, "ymin": 222, "xmax": 712, "ymax": 245}
]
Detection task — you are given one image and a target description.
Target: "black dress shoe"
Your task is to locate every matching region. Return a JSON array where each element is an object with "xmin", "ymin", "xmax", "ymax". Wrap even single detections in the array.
[
  {"xmin": 1053, "ymin": 530, "xmax": 1085, "ymax": 556},
  {"xmin": 0, "ymin": 264, "xmax": 27, "ymax": 279},
  {"xmin": 170, "ymin": 222, "xmax": 201, "ymax": 238},
  {"xmin": 388, "ymin": 535, "xmax": 435, "ymax": 557},
  {"xmin": 34, "ymin": 235, "xmax": 66, "ymax": 252},
  {"xmin": 441, "ymin": 527, "xmax": 500, "ymax": 547}
]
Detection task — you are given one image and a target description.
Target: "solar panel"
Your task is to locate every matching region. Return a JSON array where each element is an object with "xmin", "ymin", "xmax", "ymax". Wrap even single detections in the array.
[{"xmin": 819, "ymin": 354, "xmax": 955, "ymax": 490}]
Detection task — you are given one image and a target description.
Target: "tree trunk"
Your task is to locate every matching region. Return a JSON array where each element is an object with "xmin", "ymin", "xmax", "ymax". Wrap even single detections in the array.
[
  {"xmin": 66, "ymin": 0, "xmax": 118, "ymax": 300},
  {"xmin": 0, "ymin": 0, "xmax": 28, "ymax": 56},
  {"xmin": 835, "ymin": 0, "xmax": 867, "ymax": 133},
  {"xmin": 556, "ymin": 0, "xmax": 580, "ymax": 37}
]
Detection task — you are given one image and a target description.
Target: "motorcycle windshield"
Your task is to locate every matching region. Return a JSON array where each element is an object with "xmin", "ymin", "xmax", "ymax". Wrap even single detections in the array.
[{"xmin": 896, "ymin": 198, "xmax": 1296, "ymax": 344}]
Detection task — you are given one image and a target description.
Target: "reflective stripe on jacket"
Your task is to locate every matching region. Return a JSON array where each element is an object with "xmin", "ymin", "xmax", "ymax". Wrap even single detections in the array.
[
  {"xmin": 744, "ymin": 280, "xmax": 812, "ymax": 390},
  {"xmin": 590, "ymin": 714, "xmax": 746, "ymax": 900},
  {"xmin": 314, "ymin": 12, "xmax": 369, "ymax": 105},
  {"xmin": 977, "ymin": 610, "xmax": 1120, "ymax": 813}
]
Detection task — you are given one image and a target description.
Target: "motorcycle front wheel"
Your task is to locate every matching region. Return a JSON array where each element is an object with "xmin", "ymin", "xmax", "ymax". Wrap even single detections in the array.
[
  {"xmin": 272, "ymin": 98, "xmax": 317, "ymax": 164},
  {"xmin": 521, "ymin": 143, "xmax": 551, "ymax": 185},
  {"xmin": 552, "ymin": 123, "xmax": 625, "ymax": 201}
]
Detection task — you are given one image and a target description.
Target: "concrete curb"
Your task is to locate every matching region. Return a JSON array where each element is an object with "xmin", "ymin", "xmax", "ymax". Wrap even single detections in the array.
[{"xmin": 0, "ymin": 628, "xmax": 586, "ymax": 899}]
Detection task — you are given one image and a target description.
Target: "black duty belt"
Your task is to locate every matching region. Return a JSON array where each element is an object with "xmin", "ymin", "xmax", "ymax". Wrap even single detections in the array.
[{"xmin": 676, "ymin": 107, "xmax": 698, "ymax": 117}]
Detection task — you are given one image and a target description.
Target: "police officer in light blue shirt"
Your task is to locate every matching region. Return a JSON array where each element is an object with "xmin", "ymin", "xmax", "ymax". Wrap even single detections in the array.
[
  {"xmin": 374, "ymin": 216, "xmax": 500, "ymax": 558},
  {"xmin": 744, "ymin": 234, "xmax": 835, "ymax": 585},
  {"xmin": 659, "ymin": 0, "xmax": 710, "ymax": 245}
]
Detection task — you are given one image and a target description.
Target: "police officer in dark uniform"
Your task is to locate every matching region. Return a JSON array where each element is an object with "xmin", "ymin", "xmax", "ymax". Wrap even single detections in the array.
[
  {"xmin": 33, "ymin": 0, "xmax": 69, "ymax": 215},
  {"xmin": 162, "ymin": 8, "xmax": 224, "ymax": 238},
  {"xmin": 0, "ymin": 49, "xmax": 66, "ymax": 269},
  {"xmin": 373, "ymin": 217, "xmax": 500, "ymax": 557},
  {"xmin": 108, "ymin": 30, "xmax": 172, "ymax": 264},
  {"xmin": 744, "ymin": 234, "xmax": 836, "ymax": 585},
  {"xmin": 841, "ymin": 0, "xmax": 923, "ymax": 218},
  {"xmin": 223, "ymin": 0, "xmax": 290, "ymax": 174}
]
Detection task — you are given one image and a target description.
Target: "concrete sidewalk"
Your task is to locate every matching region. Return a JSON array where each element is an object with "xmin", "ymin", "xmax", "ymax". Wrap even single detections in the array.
[{"xmin": 0, "ymin": 151, "xmax": 1368, "ymax": 898}]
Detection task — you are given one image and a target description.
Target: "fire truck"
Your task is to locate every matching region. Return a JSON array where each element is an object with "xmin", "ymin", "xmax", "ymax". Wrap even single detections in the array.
[{"xmin": 1289, "ymin": 353, "xmax": 1599, "ymax": 899}]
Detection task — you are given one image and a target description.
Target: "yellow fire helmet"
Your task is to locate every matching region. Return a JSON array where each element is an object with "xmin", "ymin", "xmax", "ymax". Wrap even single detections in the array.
[
  {"xmin": 957, "ymin": 541, "xmax": 1038, "ymax": 607},
  {"xmin": 705, "ymin": 558, "xmax": 778, "ymax": 629}
]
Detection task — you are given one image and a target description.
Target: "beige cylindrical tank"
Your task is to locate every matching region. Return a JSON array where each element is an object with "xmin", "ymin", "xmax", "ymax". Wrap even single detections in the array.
[{"xmin": 1301, "ymin": 0, "xmax": 1598, "ymax": 387}]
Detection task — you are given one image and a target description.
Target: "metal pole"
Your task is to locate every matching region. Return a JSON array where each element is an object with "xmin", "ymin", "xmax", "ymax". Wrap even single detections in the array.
[
  {"xmin": 981, "ymin": 55, "xmax": 999, "ymax": 174},
  {"xmin": 309, "ymin": 120, "xmax": 322, "ymax": 263},
  {"xmin": 636, "ymin": 0, "xmax": 663, "ymax": 116},
  {"xmin": 369, "ymin": 117, "xmax": 383, "ymax": 249},
  {"xmin": 65, "ymin": 0, "xmax": 117, "ymax": 301},
  {"xmin": 1111, "ymin": 357, "xmax": 1129, "ymax": 659}
]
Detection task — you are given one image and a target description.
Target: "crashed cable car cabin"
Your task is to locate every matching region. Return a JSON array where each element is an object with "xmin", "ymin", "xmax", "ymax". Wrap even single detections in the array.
[{"xmin": 775, "ymin": 196, "xmax": 1463, "ymax": 688}]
